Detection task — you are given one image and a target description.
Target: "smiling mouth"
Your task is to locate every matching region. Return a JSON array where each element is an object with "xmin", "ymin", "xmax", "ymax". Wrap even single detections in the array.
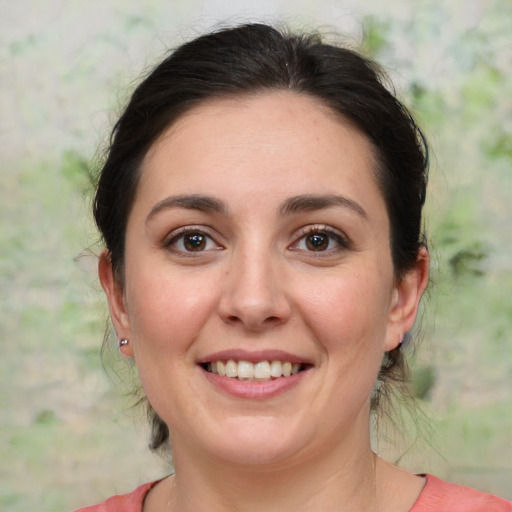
[{"xmin": 201, "ymin": 360, "xmax": 309, "ymax": 382}]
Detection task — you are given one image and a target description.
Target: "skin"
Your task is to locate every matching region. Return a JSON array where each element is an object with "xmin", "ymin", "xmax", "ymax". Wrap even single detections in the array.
[{"xmin": 99, "ymin": 91, "xmax": 429, "ymax": 511}]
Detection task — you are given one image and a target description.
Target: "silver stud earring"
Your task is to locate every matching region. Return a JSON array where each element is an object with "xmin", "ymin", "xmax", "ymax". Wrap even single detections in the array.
[{"xmin": 119, "ymin": 338, "xmax": 129, "ymax": 348}]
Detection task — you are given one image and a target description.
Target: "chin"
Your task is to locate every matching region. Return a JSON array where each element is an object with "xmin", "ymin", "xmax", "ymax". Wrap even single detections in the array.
[
  {"xmin": 214, "ymin": 441, "xmax": 304, "ymax": 469},
  {"xmin": 202, "ymin": 415, "xmax": 311, "ymax": 468}
]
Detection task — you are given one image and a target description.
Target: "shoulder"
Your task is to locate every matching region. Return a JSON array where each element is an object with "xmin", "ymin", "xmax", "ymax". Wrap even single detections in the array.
[
  {"xmin": 410, "ymin": 474, "xmax": 511, "ymax": 512},
  {"xmin": 73, "ymin": 481, "xmax": 157, "ymax": 512}
]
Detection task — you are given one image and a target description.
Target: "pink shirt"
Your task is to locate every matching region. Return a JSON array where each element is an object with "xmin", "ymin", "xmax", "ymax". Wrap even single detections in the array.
[{"xmin": 75, "ymin": 474, "xmax": 511, "ymax": 512}]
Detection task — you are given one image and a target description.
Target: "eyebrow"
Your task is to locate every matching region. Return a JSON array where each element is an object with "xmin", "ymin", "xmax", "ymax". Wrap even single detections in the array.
[
  {"xmin": 146, "ymin": 192, "xmax": 368, "ymax": 223},
  {"xmin": 146, "ymin": 194, "xmax": 229, "ymax": 222},
  {"xmin": 279, "ymin": 194, "xmax": 368, "ymax": 219}
]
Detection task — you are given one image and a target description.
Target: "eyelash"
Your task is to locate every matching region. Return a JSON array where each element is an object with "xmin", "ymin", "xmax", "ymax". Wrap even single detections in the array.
[
  {"xmin": 163, "ymin": 224, "xmax": 351, "ymax": 256},
  {"xmin": 291, "ymin": 225, "xmax": 351, "ymax": 253},
  {"xmin": 164, "ymin": 227, "xmax": 222, "ymax": 255}
]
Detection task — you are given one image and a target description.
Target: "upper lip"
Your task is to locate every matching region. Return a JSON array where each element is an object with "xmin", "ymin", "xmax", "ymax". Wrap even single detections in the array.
[{"xmin": 197, "ymin": 349, "xmax": 313, "ymax": 365}]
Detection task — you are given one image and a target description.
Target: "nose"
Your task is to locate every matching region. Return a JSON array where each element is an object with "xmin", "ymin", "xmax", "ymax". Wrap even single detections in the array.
[{"xmin": 218, "ymin": 246, "xmax": 291, "ymax": 332}]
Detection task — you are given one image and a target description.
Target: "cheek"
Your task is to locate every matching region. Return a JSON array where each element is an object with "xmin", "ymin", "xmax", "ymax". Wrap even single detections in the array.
[
  {"xmin": 122, "ymin": 266, "xmax": 220, "ymax": 422},
  {"xmin": 124, "ymin": 264, "xmax": 219, "ymax": 358},
  {"xmin": 300, "ymin": 269, "xmax": 392, "ymax": 351}
]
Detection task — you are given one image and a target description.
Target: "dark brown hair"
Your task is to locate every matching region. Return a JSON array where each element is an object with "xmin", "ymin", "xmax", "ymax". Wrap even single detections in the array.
[{"xmin": 94, "ymin": 23, "xmax": 429, "ymax": 452}]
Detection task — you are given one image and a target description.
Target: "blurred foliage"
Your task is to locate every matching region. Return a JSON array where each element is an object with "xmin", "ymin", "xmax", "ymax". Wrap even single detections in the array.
[
  {"xmin": 360, "ymin": 16, "xmax": 391, "ymax": 56},
  {"xmin": 34, "ymin": 409, "xmax": 59, "ymax": 426},
  {"xmin": 61, "ymin": 150, "xmax": 93, "ymax": 193},
  {"xmin": 412, "ymin": 365, "xmax": 436, "ymax": 400}
]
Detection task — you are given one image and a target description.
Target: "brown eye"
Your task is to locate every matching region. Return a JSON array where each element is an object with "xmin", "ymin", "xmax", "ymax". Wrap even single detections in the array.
[
  {"xmin": 290, "ymin": 226, "xmax": 349, "ymax": 254},
  {"xmin": 183, "ymin": 233, "xmax": 207, "ymax": 251},
  {"xmin": 305, "ymin": 233, "xmax": 329, "ymax": 251},
  {"xmin": 167, "ymin": 229, "xmax": 221, "ymax": 253}
]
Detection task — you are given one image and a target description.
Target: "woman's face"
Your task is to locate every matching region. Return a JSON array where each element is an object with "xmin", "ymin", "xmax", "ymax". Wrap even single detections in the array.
[{"xmin": 101, "ymin": 92, "xmax": 426, "ymax": 468}]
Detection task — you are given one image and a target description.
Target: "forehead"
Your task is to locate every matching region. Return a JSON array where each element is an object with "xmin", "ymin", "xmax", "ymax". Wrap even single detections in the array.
[
  {"xmin": 138, "ymin": 91, "xmax": 385, "ymax": 217},
  {"xmin": 149, "ymin": 91, "xmax": 373, "ymax": 158}
]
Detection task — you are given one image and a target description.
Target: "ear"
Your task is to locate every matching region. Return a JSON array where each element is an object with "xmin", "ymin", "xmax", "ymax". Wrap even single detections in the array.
[
  {"xmin": 385, "ymin": 246, "xmax": 429, "ymax": 351},
  {"xmin": 98, "ymin": 250, "xmax": 134, "ymax": 357}
]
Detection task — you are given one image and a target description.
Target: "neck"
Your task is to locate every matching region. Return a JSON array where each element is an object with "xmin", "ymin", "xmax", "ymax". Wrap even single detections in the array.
[{"xmin": 162, "ymin": 419, "xmax": 380, "ymax": 512}]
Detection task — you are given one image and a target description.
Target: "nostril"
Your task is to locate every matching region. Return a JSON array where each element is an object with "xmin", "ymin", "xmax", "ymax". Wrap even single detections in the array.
[
  {"xmin": 223, "ymin": 314, "xmax": 283, "ymax": 328},
  {"xmin": 218, "ymin": 290, "xmax": 291, "ymax": 330}
]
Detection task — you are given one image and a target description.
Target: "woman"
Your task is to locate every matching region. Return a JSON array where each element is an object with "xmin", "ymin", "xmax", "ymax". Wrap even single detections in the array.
[{"xmin": 78, "ymin": 23, "xmax": 511, "ymax": 512}]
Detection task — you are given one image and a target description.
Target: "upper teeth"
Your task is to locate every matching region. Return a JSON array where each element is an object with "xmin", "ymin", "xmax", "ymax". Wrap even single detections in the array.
[{"xmin": 207, "ymin": 360, "xmax": 301, "ymax": 380}]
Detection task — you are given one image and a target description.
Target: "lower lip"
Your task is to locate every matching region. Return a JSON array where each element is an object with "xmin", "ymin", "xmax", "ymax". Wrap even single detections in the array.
[{"xmin": 201, "ymin": 367, "xmax": 309, "ymax": 399}]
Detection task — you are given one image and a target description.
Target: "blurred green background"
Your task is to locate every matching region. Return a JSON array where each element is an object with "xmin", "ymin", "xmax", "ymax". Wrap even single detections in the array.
[{"xmin": 1, "ymin": 0, "xmax": 510, "ymax": 509}]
